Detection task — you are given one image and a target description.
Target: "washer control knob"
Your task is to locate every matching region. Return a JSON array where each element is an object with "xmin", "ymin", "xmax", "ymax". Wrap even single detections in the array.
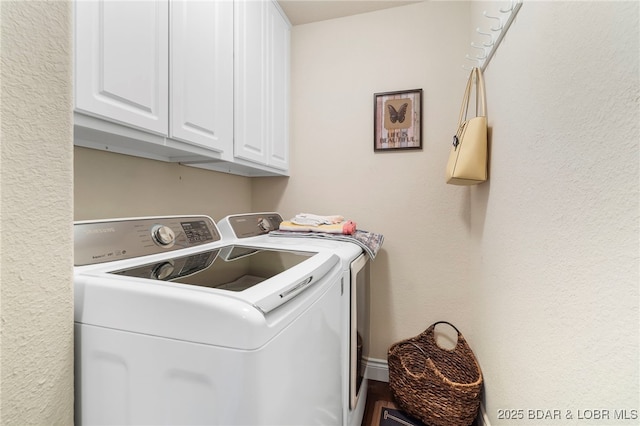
[
  {"xmin": 152, "ymin": 225, "xmax": 176, "ymax": 247},
  {"xmin": 152, "ymin": 261, "xmax": 175, "ymax": 280}
]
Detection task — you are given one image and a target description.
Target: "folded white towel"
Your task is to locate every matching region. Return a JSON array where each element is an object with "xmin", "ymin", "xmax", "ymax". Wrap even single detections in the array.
[{"xmin": 291, "ymin": 213, "xmax": 345, "ymax": 226}]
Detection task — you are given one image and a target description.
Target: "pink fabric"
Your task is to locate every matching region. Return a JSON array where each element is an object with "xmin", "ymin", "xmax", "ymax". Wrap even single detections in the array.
[{"xmin": 342, "ymin": 220, "xmax": 357, "ymax": 235}]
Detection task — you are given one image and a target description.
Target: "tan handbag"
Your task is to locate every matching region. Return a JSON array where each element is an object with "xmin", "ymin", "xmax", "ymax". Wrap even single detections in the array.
[{"xmin": 446, "ymin": 67, "xmax": 488, "ymax": 185}]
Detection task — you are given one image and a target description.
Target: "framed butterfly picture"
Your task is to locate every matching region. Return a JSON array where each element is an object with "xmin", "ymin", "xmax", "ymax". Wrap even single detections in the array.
[{"xmin": 373, "ymin": 89, "xmax": 422, "ymax": 151}]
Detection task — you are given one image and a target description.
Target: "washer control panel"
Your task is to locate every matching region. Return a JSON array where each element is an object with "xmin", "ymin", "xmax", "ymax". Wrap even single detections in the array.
[
  {"xmin": 218, "ymin": 213, "xmax": 283, "ymax": 239},
  {"xmin": 74, "ymin": 215, "xmax": 220, "ymax": 266}
]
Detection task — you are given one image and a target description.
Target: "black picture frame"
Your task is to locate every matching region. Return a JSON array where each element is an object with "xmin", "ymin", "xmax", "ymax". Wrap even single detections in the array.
[{"xmin": 373, "ymin": 89, "xmax": 422, "ymax": 151}]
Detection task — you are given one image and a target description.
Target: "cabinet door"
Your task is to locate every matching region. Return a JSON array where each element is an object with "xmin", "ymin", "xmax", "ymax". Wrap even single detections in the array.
[
  {"xmin": 234, "ymin": 0, "xmax": 268, "ymax": 165},
  {"xmin": 75, "ymin": 1, "xmax": 169, "ymax": 135},
  {"xmin": 170, "ymin": 0, "xmax": 233, "ymax": 153},
  {"xmin": 266, "ymin": 3, "xmax": 290, "ymax": 171},
  {"xmin": 234, "ymin": 0, "xmax": 290, "ymax": 171}
]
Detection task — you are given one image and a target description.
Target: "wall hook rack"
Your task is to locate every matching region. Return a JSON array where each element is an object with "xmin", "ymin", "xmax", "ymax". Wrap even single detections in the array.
[{"xmin": 462, "ymin": 0, "xmax": 523, "ymax": 72}]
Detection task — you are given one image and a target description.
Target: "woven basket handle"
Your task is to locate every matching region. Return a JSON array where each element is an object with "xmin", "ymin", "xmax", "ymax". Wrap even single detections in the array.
[
  {"xmin": 407, "ymin": 342, "xmax": 428, "ymax": 358},
  {"xmin": 407, "ymin": 321, "xmax": 462, "ymax": 357},
  {"xmin": 431, "ymin": 321, "xmax": 462, "ymax": 350},
  {"xmin": 433, "ymin": 320, "xmax": 461, "ymax": 333}
]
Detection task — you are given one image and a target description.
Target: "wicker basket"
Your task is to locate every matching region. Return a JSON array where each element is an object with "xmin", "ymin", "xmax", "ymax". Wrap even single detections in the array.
[{"xmin": 387, "ymin": 321, "xmax": 483, "ymax": 426}]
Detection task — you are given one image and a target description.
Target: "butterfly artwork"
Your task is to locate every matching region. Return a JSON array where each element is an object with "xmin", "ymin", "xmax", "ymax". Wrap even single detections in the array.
[
  {"xmin": 387, "ymin": 103, "xmax": 408, "ymax": 123},
  {"xmin": 382, "ymin": 98, "xmax": 412, "ymax": 132},
  {"xmin": 374, "ymin": 89, "xmax": 422, "ymax": 151}
]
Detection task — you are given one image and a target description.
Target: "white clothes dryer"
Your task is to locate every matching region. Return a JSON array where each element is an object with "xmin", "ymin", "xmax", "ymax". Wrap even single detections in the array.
[{"xmin": 217, "ymin": 213, "xmax": 371, "ymax": 426}]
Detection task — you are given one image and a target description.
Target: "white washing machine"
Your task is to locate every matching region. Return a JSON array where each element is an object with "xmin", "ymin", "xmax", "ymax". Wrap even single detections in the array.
[
  {"xmin": 217, "ymin": 213, "xmax": 371, "ymax": 426},
  {"xmin": 74, "ymin": 213, "xmax": 370, "ymax": 426}
]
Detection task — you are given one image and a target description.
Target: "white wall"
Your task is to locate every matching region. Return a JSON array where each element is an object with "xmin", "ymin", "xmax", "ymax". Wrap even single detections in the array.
[
  {"xmin": 0, "ymin": 1, "xmax": 74, "ymax": 423},
  {"xmin": 470, "ymin": 1, "xmax": 639, "ymax": 424}
]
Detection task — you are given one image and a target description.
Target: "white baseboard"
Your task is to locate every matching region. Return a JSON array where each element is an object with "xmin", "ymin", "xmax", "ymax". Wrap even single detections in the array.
[
  {"xmin": 364, "ymin": 357, "xmax": 389, "ymax": 382},
  {"xmin": 363, "ymin": 357, "xmax": 491, "ymax": 426}
]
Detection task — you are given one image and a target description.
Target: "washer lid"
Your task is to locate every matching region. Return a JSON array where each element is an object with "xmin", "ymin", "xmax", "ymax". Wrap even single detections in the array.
[
  {"xmin": 108, "ymin": 245, "xmax": 336, "ymax": 313},
  {"xmin": 74, "ymin": 248, "xmax": 341, "ymax": 347}
]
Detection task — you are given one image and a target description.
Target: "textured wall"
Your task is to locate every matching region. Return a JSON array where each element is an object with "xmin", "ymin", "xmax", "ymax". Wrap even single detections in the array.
[
  {"xmin": 0, "ymin": 1, "xmax": 74, "ymax": 424},
  {"xmin": 470, "ymin": 1, "xmax": 639, "ymax": 424}
]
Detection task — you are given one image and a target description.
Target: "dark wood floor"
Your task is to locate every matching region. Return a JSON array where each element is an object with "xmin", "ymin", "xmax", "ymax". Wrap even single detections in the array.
[{"xmin": 362, "ymin": 380, "xmax": 395, "ymax": 426}]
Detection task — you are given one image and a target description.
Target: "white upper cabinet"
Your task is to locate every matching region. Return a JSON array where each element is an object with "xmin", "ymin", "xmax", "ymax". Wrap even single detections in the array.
[
  {"xmin": 170, "ymin": 0, "xmax": 233, "ymax": 153},
  {"xmin": 234, "ymin": 0, "xmax": 290, "ymax": 172},
  {"xmin": 75, "ymin": 1, "xmax": 169, "ymax": 135},
  {"xmin": 74, "ymin": 0, "xmax": 289, "ymax": 176}
]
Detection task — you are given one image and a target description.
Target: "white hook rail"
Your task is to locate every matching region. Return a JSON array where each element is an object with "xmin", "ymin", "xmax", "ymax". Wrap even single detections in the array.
[{"xmin": 462, "ymin": 0, "xmax": 523, "ymax": 72}]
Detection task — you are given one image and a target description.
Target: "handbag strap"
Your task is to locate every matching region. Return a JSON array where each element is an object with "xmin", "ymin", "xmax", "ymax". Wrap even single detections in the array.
[
  {"xmin": 457, "ymin": 67, "xmax": 487, "ymax": 126},
  {"xmin": 457, "ymin": 70, "xmax": 474, "ymax": 126},
  {"xmin": 474, "ymin": 67, "xmax": 487, "ymax": 118}
]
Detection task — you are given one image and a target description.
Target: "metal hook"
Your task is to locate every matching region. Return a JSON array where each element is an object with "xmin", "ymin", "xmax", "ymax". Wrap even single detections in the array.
[
  {"xmin": 483, "ymin": 10, "xmax": 503, "ymax": 31},
  {"xmin": 470, "ymin": 43, "xmax": 487, "ymax": 59},
  {"xmin": 499, "ymin": 0, "xmax": 515, "ymax": 13},
  {"xmin": 465, "ymin": 54, "xmax": 482, "ymax": 64},
  {"xmin": 476, "ymin": 27, "xmax": 495, "ymax": 47}
]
